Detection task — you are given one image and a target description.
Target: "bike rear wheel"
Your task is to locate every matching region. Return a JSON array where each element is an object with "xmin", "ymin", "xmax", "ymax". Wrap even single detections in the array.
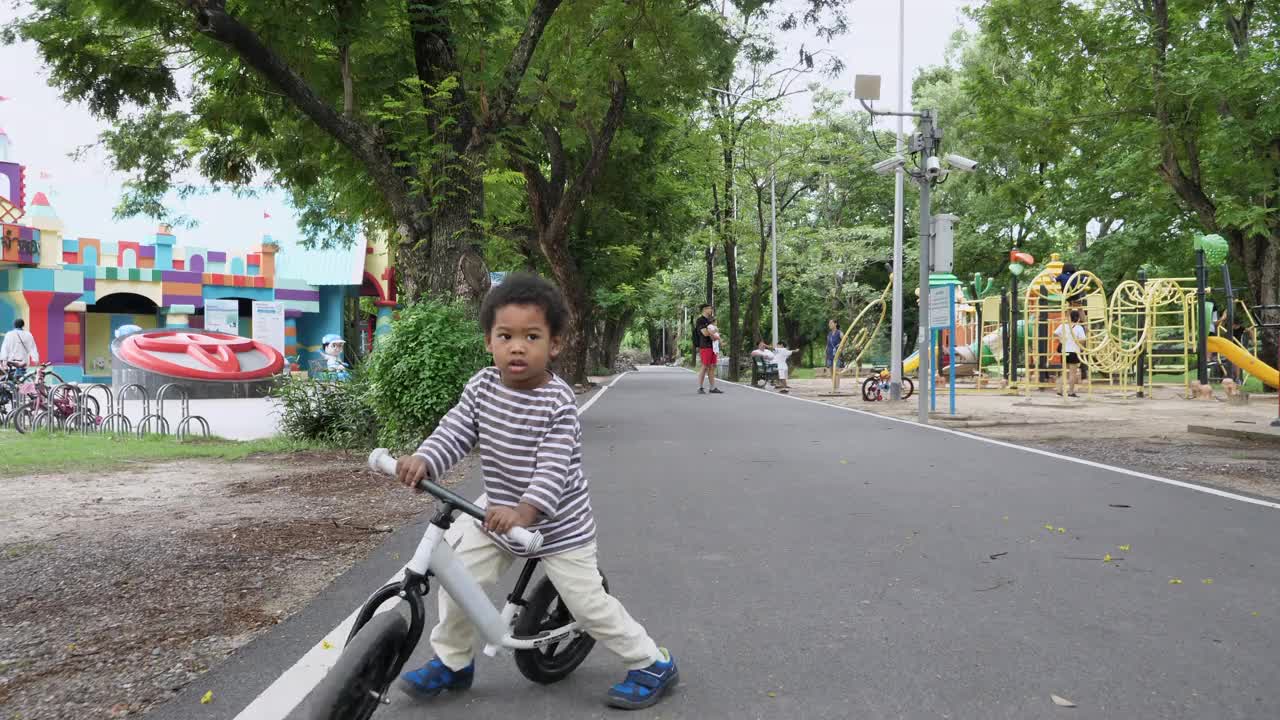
[
  {"xmin": 12, "ymin": 406, "xmax": 34, "ymax": 434},
  {"xmin": 902, "ymin": 377, "xmax": 915, "ymax": 400},
  {"xmin": 861, "ymin": 376, "xmax": 878, "ymax": 401},
  {"xmin": 514, "ymin": 574, "xmax": 608, "ymax": 684},
  {"xmin": 299, "ymin": 611, "xmax": 408, "ymax": 720}
]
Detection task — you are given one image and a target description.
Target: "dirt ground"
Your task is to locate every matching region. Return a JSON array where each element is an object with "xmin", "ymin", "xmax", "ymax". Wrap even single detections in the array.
[
  {"xmin": 786, "ymin": 377, "xmax": 1280, "ymax": 500},
  {"xmin": 0, "ymin": 451, "xmax": 462, "ymax": 720}
]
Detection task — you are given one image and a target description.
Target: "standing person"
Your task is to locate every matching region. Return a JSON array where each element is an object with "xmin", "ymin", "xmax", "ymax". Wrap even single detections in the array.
[
  {"xmin": 1, "ymin": 319, "xmax": 39, "ymax": 367},
  {"xmin": 693, "ymin": 304, "xmax": 722, "ymax": 395},
  {"xmin": 395, "ymin": 273, "xmax": 679, "ymax": 709},
  {"xmin": 770, "ymin": 341, "xmax": 794, "ymax": 394},
  {"xmin": 1054, "ymin": 310, "xmax": 1087, "ymax": 397},
  {"xmin": 825, "ymin": 319, "xmax": 842, "ymax": 372}
]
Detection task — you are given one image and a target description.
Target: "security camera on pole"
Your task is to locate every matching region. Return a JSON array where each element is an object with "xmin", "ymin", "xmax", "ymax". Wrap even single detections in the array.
[{"xmin": 854, "ymin": 73, "xmax": 979, "ymax": 425}]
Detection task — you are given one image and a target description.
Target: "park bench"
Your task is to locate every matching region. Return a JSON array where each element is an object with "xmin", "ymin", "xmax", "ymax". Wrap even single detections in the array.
[{"xmin": 751, "ymin": 355, "xmax": 779, "ymax": 388}]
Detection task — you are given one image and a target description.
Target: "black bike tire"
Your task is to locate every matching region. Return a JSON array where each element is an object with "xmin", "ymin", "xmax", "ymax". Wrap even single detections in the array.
[
  {"xmin": 902, "ymin": 377, "xmax": 915, "ymax": 400},
  {"xmin": 13, "ymin": 406, "xmax": 34, "ymax": 434},
  {"xmin": 298, "ymin": 611, "xmax": 409, "ymax": 720},
  {"xmin": 861, "ymin": 376, "xmax": 877, "ymax": 402},
  {"xmin": 513, "ymin": 574, "xmax": 608, "ymax": 685}
]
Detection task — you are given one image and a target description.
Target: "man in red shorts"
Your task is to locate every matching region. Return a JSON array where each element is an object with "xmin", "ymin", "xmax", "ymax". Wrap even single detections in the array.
[{"xmin": 693, "ymin": 304, "xmax": 723, "ymax": 394}]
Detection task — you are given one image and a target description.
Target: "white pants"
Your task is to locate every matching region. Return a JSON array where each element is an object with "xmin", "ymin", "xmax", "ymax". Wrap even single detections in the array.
[{"xmin": 430, "ymin": 519, "xmax": 661, "ymax": 671}]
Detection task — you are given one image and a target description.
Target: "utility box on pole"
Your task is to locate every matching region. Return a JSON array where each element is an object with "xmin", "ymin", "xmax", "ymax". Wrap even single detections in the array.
[{"xmin": 931, "ymin": 213, "xmax": 958, "ymax": 273}]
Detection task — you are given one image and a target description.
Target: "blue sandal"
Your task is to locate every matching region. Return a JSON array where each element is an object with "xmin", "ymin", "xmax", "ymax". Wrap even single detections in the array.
[
  {"xmin": 396, "ymin": 657, "xmax": 474, "ymax": 699},
  {"xmin": 606, "ymin": 649, "xmax": 679, "ymax": 710}
]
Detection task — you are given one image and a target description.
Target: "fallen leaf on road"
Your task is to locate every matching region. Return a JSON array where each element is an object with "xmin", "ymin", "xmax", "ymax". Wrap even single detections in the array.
[
  {"xmin": 1102, "ymin": 554, "xmax": 1112, "ymax": 562},
  {"xmin": 1050, "ymin": 694, "xmax": 1076, "ymax": 708},
  {"xmin": 840, "ymin": 459, "xmax": 848, "ymax": 465},
  {"xmin": 1002, "ymin": 516, "xmax": 1009, "ymax": 521},
  {"xmin": 1169, "ymin": 578, "xmax": 1183, "ymax": 585},
  {"xmin": 989, "ymin": 551, "xmax": 1008, "ymax": 560},
  {"xmin": 767, "ymin": 691, "xmax": 777, "ymax": 698},
  {"xmin": 1118, "ymin": 545, "xmax": 1130, "ymax": 551},
  {"xmin": 1108, "ymin": 504, "xmax": 1131, "ymax": 508},
  {"xmin": 322, "ymin": 640, "xmax": 334, "ymax": 650},
  {"xmin": 1044, "ymin": 524, "xmax": 1054, "ymax": 530},
  {"xmin": 1202, "ymin": 578, "xmax": 1213, "ymax": 585},
  {"xmin": 1057, "ymin": 527, "xmax": 1066, "ymax": 533},
  {"xmin": 201, "ymin": 691, "xmax": 213, "ymax": 705},
  {"xmin": 1252, "ymin": 611, "xmax": 1259, "ymax": 617}
]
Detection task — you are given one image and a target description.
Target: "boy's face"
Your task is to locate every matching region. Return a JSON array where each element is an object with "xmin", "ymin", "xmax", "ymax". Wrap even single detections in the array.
[{"xmin": 486, "ymin": 303, "xmax": 561, "ymax": 389}]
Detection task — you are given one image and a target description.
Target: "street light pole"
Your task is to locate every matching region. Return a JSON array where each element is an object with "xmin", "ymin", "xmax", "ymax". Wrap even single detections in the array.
[
  {"xmin": 770, "ymin": 140, "xmax": 779, "ymax": 346},
  {"xmin": 916, "ymin": 111, "xmax": 935, "ymax": 425},
  {"xmin": 889, "ymin": 0, "xmax": 906, "ymax": 400}
]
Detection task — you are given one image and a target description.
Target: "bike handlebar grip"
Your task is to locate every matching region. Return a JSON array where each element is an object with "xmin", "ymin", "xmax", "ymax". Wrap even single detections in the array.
[
  {"xmin": 505, "ymin": 527, "xmax": 544, "ymax": 554},
  {"xmin": 369, "ymin": 448, "xmax": 398, "ymax": 476}
]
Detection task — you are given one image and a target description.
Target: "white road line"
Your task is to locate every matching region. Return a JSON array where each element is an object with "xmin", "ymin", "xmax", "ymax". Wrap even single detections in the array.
[
  {"xmin": 234, "ymin": 372, "xmax": 631, "ymax": 719},
  {"xmin": 707, "ymin": 370, "xmax": 1280, "ymax": 511}
]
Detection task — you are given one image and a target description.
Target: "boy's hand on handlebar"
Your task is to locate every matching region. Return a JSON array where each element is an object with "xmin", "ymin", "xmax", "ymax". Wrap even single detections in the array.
[
  {"xmin": 483, "ymin": 504, "xmax": 539, "ymax": 535},
  {"xmin": 396, "ymin": 455, "xmax": 429, "ymax": 490}
]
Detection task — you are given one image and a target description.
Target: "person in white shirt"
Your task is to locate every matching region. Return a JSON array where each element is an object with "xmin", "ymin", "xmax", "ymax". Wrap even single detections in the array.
[
  {"xmin": 1053, "ymin": 310, "xmax": 1087, "ymax": 397},
  {"xmin": 769, "ymin": 342, "xmax": 794, "ymax": 394},
  {"xmin": 1, "ymin": 319, "xmax": 39, "ymax": 367}
]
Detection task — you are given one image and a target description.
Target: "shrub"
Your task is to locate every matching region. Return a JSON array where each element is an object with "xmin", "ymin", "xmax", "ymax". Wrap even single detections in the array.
[
  {"xmin": 365, "ymin": 299, "xmax": 490, "ymax": 450},
  {"xmin": 271, "ymin": 367, "xmax": 378, "ymax": 448}
]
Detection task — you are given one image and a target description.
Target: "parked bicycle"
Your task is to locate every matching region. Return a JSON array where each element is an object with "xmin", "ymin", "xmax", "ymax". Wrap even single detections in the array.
[
  {"xmin": 861, "ymin": 368, "xmax": 915, "ymax": 402},
  {"xmin": 9, "ymin": 363, "xmax": 100, "ymax": 433}
]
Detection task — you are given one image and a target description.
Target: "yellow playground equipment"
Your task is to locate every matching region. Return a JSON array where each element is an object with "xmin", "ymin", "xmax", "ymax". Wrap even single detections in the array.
[
  {"xmin": 1019, "ymin": 253, "xmax": 1276, "ymax": 398},
  {"xmin": 829, "ymin": 278, "xmax": 892, "ymax": 393}
]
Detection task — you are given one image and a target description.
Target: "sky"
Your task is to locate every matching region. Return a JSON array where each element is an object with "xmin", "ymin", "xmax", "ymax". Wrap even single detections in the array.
[{"xmin": 0, "ymin": 0, "xmax": 975, "ymax": 251}]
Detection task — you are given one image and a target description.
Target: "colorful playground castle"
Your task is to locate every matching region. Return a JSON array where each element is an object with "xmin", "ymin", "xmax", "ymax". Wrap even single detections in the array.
[{"xmin": 0, "ymin": 128, "xmax": 396, "ymax": 383}]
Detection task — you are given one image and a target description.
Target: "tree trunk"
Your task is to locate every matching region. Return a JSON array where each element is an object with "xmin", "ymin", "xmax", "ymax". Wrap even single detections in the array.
[
  {"xmin": 393, "ymin": 166, "xmax": 491, "ymax": 305},
  {"xmin": 720, "ymin": 147, "xmax": 743, "ymax": 381},
  {"xmin": 1237, "ymin": 231, "xmax": 1280, "ymax": 392},
  {"xmin": 746, "ymin": 184, "xmax": 769, "ymax": 345}
]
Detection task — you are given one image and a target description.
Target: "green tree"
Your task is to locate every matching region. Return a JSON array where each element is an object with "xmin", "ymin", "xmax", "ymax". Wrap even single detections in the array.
[{"xmin": 971, "ymin": 0, "xmax": 1280, "ymax": 376}]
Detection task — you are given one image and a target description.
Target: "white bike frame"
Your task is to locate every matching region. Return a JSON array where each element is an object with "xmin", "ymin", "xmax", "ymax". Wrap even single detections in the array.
[{"xmin": 369, "ymin": 449, "xmax": 584, "ymax": 656}]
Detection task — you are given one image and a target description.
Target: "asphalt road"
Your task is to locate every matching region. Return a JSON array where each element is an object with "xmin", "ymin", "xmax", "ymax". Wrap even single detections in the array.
[{"xmin": 151, "ymin": 367, "xmax": 1280, "ymax": 720}]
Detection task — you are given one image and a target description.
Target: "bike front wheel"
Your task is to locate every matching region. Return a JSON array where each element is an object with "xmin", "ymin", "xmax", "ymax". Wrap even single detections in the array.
[
  {"xmin": 901, "ymin": 377, "xmax": 915, "ymax": 400},
  {"xmin": 299, "ymin": 611, "xmax": 408, "ymax": 720},
  {"xmin": 513, "ymin": 574, "xmax": 609, "ymax": 684}
]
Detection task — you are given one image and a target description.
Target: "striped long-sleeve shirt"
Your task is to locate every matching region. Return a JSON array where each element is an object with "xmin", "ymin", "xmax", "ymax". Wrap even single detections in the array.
[{"xmin": 413, "ymin": 367, "xmax": 595, "ymax": 557}]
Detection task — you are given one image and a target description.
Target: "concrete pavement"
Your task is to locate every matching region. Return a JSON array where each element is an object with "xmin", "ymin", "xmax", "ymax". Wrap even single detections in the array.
[{"xmin": 150, "ymin": 367, "xmax": 1280, "ymax": 719}]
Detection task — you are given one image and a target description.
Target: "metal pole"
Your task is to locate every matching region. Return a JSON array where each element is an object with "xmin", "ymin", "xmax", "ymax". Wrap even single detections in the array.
[
  {"xmin": 1136, "ymin": 267, "xmax": 1148, "ymax": 397},
  {"xmin": 948, "ymin": 283, "xmax": 956, "ymax": 414},
  {"xmin": 1010, "ymin": 270, "xmax": 1019, "ymax": 386},
  {"xmin": 770, "ymin": 138, "xmax": 779, "ymax": 346},
  {"xmin": 1195, "ymin": 247, "xmax": 1209, "ymax": 385},
  {"xmin": 1222, "ymin": 264, "xmax": 1237, "ymax": 382},
  {"xmin": 916, "ymin": 112, "xmax": 934, "ymax": 425},
  {"xmin": 889, "ymin": 0, "xmax": 906, "ymax": 401}
]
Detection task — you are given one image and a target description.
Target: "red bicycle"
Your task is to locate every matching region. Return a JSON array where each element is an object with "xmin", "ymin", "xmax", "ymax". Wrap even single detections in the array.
[{"xmin": 10, "ymin": 363, "xmax": 100, "ymax": 433}]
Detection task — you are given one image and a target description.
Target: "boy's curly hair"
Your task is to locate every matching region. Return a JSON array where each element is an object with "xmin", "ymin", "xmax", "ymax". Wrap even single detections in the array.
[{"xmin": 480, "ymin": 273, "xmax": 569, "ymax": 337}]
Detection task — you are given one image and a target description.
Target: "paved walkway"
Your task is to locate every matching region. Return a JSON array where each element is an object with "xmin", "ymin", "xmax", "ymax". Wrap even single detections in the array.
[{"xmin": 150, "ymin": 368, "xmax": 1280, "ymax": 719}]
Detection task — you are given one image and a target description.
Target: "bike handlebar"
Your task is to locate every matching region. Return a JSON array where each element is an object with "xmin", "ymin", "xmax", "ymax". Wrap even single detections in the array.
[{"xmin": 368, "ymin": 448, "xmax": 544, "ymax": 554}]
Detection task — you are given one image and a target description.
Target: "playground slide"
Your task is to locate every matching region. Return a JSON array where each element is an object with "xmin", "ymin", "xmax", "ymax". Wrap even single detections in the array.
[
  {"xmin": 1206, "ymin": 336, "xmax": 1279, "ymax": 389},
  {"xmin": 903, "ymin": 351, "xmax": 919, "ymax": 375}
]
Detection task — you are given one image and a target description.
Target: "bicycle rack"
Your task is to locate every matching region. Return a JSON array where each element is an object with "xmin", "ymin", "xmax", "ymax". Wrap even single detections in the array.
[
  {"xmin": 161, "ymin": 383, "xmax": 210, "ymax": 440},
  {"xmin": 176, "ymin": 414, "xmax": 211, "ymax": 439},
  {"xmin": 76, "ymin": 384, "xmax": 114, "ymax": 434},
  {"xmin": 116, "ymin": 384, "xmax": 150, "ymax": 436}
]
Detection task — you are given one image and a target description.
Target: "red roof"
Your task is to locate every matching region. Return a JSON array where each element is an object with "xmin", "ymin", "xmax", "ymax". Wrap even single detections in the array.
[{"xmin": 32, "ymin": 192, "xmax": 50, "ymax": 206}]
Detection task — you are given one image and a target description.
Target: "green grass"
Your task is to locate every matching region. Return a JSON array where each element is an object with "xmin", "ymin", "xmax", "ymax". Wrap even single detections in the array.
[{"xmin": 0, "ymin": 432, "xmax": 320, "ymax": 477}]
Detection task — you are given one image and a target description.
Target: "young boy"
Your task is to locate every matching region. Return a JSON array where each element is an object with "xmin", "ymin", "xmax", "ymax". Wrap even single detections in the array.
[
  {"xmin": 770, "ymin": 341, "xmax": 793, "ymax": 393},
  {"xmin": 394, "ymin": 273, "xmax": 678, "ymax": 710}
]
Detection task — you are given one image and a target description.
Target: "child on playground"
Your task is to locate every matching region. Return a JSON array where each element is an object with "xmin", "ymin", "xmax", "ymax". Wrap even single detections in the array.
[{"xmin": 393, "ymin": 273, "xmax": 679, "ymax": 710}]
